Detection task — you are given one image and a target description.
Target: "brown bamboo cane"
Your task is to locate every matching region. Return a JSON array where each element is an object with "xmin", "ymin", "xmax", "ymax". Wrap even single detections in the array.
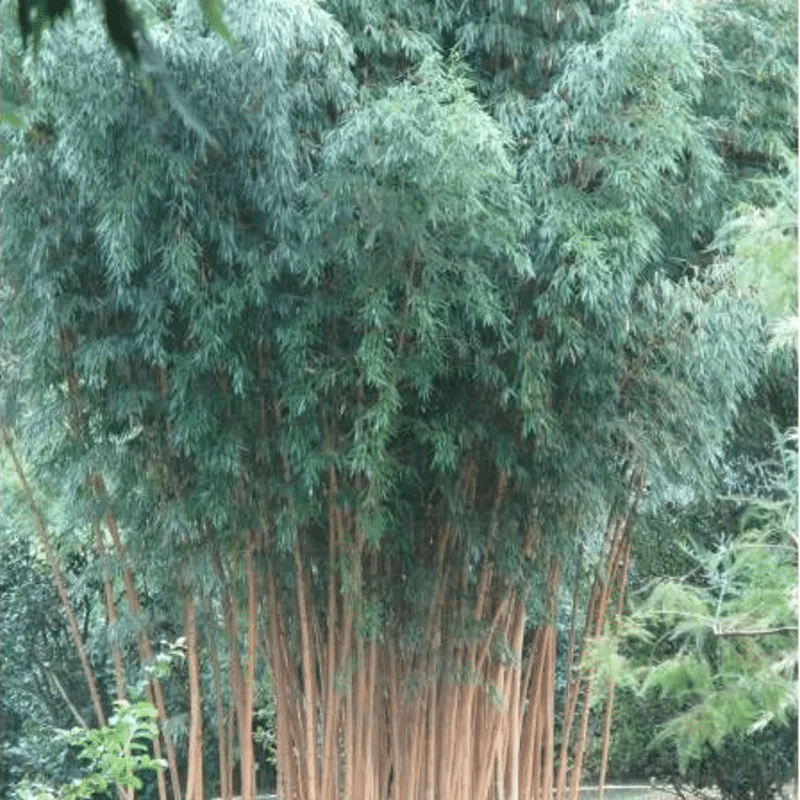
[
  {"xmin": 269, "ymin": 565, "xmax": 307, "ymax": 800},
  {"xmin": 519, "ymin": 626, "xmax": 544, "ymax": 800},
  {"xmin": 452, "ymin": 588, "xmax": 511, "ymax": 800},
  {"xmin": 497, "ymin": 605, "xmax": 517, "ymax": 800},
  {"xmin": 596, "ymin": 477, "xmax": 643, "ymax": 800},
  {"xmin": 92, "ymin": 517, "xmax": 127, "ymax": 704},
  {"xmin": 503, "ymin": 594, "xmax": 525, "ymax": 800},
  {"xmin": 353, "ymin": 633, "xmax": 367, "ymax": 800},
  {"xmin": 374, "ymin": 645, "xmax": 389, "ymax": 800},
  {"xmin": 388, "ymin": 646, "xmax": 405, "ymax": 799},
  {"xmin": 555, "ymin": 546, "xmax": 595, "ymax": 800},
  {"xmin": 91, "ymin": 518, "xmax": 133, "ymax": 800},
  {"xmin": 94, "ymin": 480, "xmax": 177, "ymax": 800},
  {"xmin": 206, "ymin": 599, "xmax": 233, "ymax": 800},
  {"xmin": 342, "ymin": 592, "xmax": 356, "ymax": 800},
  {"xmin": 362, "ymin": 544, "xmax": 380, "ymax": 800},
  {"xmin": 520, "ymin": 572, "xmax": 558, "ymax": 800},
  {"xmin": 558, "ymin": 529, "xmax": 615, "ymax": 800},
  {"xmin": 438, "ymin": 664, "xmax": 459, "ymax": 800},
  {"xmin": 363, "ymin": 634, "xmax": 379, "ymax": 800},
  {"xmin": 597, "ymin": 537, "xmax": 632, "ymax": 800},
  {"xmin": 474, "ymin": 604, "xmax": 513, "ymax": 800},
  {"xmin": 540, "ymin": 558, "xmax": 560, "ymax": 800},
  {"xmin": 2, "ymin": 426, "xmax": 108, "ymax": 728},
  {"xmin": 239, "ymin": 539, "xmax": 259, "ymax": 800},
  {"xmin": 543, "ymin": 624, "xmax": 556, "ymax": 800},
  {"xmin": 407, "ymin": 679, "xmax": 425, "ymax": 800},
  {"xmin": 321, "ymin": 469, "xmax": 341, "ymax": 800},
  {"xmin": 212, "ymin": 547, "xmax": 251, "ymax": 800},
  {"xmin": 267, "ymin": 570, "xmax": 292, "ymax": 800},
  {"xmin": 567, "ymin": 515, "xmax": 629, "ymax": 800},
  {"xmin": 79, "ymin": 354, "xmax": 179, "ymax": 800},
  {"xmin": 183, "ymin": 595, "xmax": 204, "ymax": 800},
  {"xmin": 471, "ymin": 686, "xmax": 484, "ymax": 800}
]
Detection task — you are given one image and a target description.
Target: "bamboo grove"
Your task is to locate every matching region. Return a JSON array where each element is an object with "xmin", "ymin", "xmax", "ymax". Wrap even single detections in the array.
[{"xmin": 0, "ymin": 0, "xmax": 794, "ymax": 798}]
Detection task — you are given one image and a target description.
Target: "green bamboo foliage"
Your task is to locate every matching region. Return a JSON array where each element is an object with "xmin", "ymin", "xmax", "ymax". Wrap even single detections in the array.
[{"xmin": 1, "ymin": 0, "xmax": 794, "ymax": 797}]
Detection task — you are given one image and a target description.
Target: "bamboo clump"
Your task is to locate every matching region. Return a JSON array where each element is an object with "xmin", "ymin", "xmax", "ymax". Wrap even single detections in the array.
[
  {"xmin": 3, "ymin": 387, "xmax": 639, "ymax": 800},
  {"xmin": 253, "ymin": 469, "xmax": 639, "ymax": 800}
]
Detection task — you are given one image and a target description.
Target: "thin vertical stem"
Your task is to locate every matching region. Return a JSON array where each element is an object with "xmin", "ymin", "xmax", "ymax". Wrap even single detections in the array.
[
  {"xmin": 568, "ymin": 516, "xmax": 628, "ymax": 800},
  {"xmin": 207, "ymin": 600, "xmax": 233, "ymax": 800},
  {"xmin": 294, "ymin": 535, "xmax": 319, "ymax": 800},
  {"xmin": 183, "ymin": 595, "xmax": 204, "ymax": 800},
  {"xmin": 2, "ymin": 426, "xmax": 107, "ymax": 728},
  {"xmin": 519, "ymin": 626, "xmax": 543, "ymax": 800},
  {"xmin": 321, "ymin": 469, "xmax": 340, "ymax": 800},
  {"xmin": 92, "ymin": 517, "xmax": 132, "ymax": 800},
  {"xmin": 240, "ymin": 539, "xmax": 259, "ymax": 800},
  {"xmin": 92, "ymin": 517, "xmax": 127, "ymax": 704},
  {"xmin": 598, "ymin": 538, "xmax": 632, "ymax": 800},
  {"xmin": 507, "ymin": 595, "xmax": 526, "ymax": 800},
  {"xmin": 95, "ymin": 479, "xmax": 179, "ymax": 800}
]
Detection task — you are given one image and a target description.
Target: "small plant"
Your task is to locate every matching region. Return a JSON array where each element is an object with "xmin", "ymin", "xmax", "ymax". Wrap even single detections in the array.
[
  {"xmin": 598, "ymin": 433, "xmax": 798, "ymax": 799},
  {"xmin": 14, "ymin": 700, "xmax": 166, "ymax": 800}
]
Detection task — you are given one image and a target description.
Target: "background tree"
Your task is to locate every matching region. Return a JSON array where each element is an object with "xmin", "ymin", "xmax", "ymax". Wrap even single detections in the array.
[
  {"xmin": 602, "ymin": 426, "xmax": 797, "ymax": 800},
  {"xmin": 0, "ymin": 485, "xmax": 99, "ymax": 794},
  {"xmin": 598, "ymin": 123, "xmax": 797, "ymax": 798}
]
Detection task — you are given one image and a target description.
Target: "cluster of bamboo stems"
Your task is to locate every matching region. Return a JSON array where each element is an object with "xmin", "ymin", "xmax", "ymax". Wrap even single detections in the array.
[
  {"xmin": 2, "ymin": 407, "xmax": 638, "ymax": 800},
  {"xmin": 259, "ymin": 468, "xmax": 636, "ymax": 800}
]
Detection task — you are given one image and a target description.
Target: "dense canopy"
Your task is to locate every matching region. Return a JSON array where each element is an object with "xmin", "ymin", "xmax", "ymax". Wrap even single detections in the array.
[{"xmin": 0, "ymin": 0, "xmax": 795, "ymax": 798}]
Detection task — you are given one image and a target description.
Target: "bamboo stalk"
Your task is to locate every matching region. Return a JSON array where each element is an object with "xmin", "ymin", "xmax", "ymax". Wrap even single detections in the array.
[
  {"xmin": 2, "ymin": 426, "xmax": 107, "ymax": 728},
  {"xmin": 438, "ymin": 672, "xmax": 458, "ymax": 800},
  {"xmin": 519, "ymin": 627, "xmax": 544, "ymax": 800},
  {"xmin": 388, "ymin": 647, "xmax": 404, "ymax": 800},
  {"xmin": 296, "ymin": 534, "xmax": 320, "ymax": 799},
  {"xmin": 213, "ymin": 547, "xmax": 251, "ymax": 800},
  {"xmin": 556, "ymin": 547, "xmax": 596, "ymax": 800},
  {"xmin": 92, "ymin": 517, "xmax": 127, "ymax": 705},
  {"xmin": 97, "ymin": 481, "xmax": 179, "ymax": 800},
  {"xmin": 92, "ymin": 517, "xmax": 132, "ymax": 800},
  {"xmin": 342, "ymin": 597, "xmax": 355, "ymax": 800},
  {"xmin": 353, "ymin": 635, "xmax": 366, "ymax": 800},
  {"xmin": 541, "ymin": 558, "xmax": 560, "ymax": 800},
  {"xmin": 363, "ymin": 631, "xmax": 379, "ymax": 800},
  {"xmin": 407, "ymin": 683, "xmax": 424, "ymax": 800},
  {"xmin": 52, "ymin": 340, "xmax": 167, "ymax": 800},
  {"xmin": 321, "ymin": 470, "xmax": 341, "ymax": 800},
  {"xmin": 374, "ymin": 647, "xmax": 386, "ymax": 800},
  {"xmin": 508, "ymin": 596, "xmax": 526, "ymax": 800},
  {"xmin": 425, "ymin": 677, "xmax": 437, "ymax": 800},
  {"xmin": 207, "ymin": 601, "xmax": 233, "ymax": 800},
  {"xmin": 455, "ymin": 642, "xmax": 480, "ymax": 800},
  {"xmin": 183, "ymin": 595, "xmax": 204, "ymax": 800},
  {"xmin": 567, "ymin": 516, "xmax": 629, "ymax": 800},
  {"xmin": 471, "ymin": 688, "xmax": 484, "ymax": 800},
  {"xmin": 272, "ymin": 565, "xmax": 309, "ymax": 800},
  {"xmin": 267, "ymin": 569, "xmax": 290, "ymax": 800},
  {"xmin": 48, "ymin": 670, "xmax": 88, "ymax": 728},
  {"xmin": 542, "ymin": 630, "xmax": 557, "ymax": 800},
  {"xmin": 497, "ymin": 608, "xmax": 516, "ymax": 800},
  {"xmin": 240, "ymin": 539, "xmax": 259, "ymax": 800},
  {"xmin": 542, "ymin": 625, "xmax": 556, "ymax": 800},
  {"xmin": 474, "ymin": 604, "xmax": 513, "ymax": 800},
  {"xmin": 597, "ymin": 537, "xmax": 632, "ymax": 800}
]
